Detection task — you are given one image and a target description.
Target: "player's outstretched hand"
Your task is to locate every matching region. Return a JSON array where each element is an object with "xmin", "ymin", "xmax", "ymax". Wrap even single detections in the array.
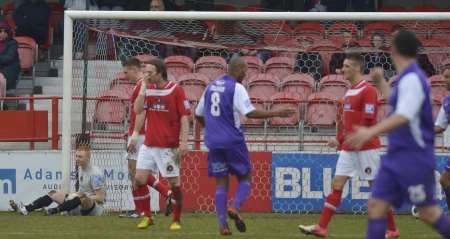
[
  {"xmin": 370, "ymin": 67, "xmax": 385, "ymax": 87},
  {"xmin": 344, "ymin": 126, "xmax": 374, "ymax": 150},
  {"xmin": 327, "ymin": 138, "xmax": 339, "ymax": 148},
  {"xmin": 276, "ymin": 109, "xmax": 296, "ymax": 118}
]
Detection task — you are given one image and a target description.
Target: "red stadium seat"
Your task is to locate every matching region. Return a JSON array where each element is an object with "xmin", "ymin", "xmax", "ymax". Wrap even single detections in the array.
[
  {"xmin": 195, "ymin": 56, "xmax": 227, "ymax": 81},
  {"xmin": 269, "ymin": 92, "xmax": 302, "ymax": 125},
  {"xmin": 134, "ymin": 54, "xmax": 156, "ymax": 62},
  {"xmin": 412, "ymin": 5, "xmax": 440, "ymax": 12},
  {"xmin": 292, "ymin": 22, "xmax": 325, "ymax": 36},
  {"xmin": 319, "ymin": 74, "xmax": 350, "ymax": 100},
  {"xmin": 94, "ymin": 90, "xmax": 128, "ymax": 124},
  {"xmin": 363, "ymin": 22, "xmax": 394, "ymax": 36},
  {"xmin": 242, "ymin": 94, "xmax": 266, "ymax": 126},
  {"xmin": 429, "ymin": 75, "xmax": 447, "ymax": 100},
  {"xmin": 376, "ymin": 99, "xmax": 390, "ymax": 122},
  {"xmin": 110, "ymin": 82, "xmax": 135, "ymax": 99},
  {"xmin": 265, "ymin": 57, "xmax": 295, "ymax": 81},
  {"xmin": 14, "ymin": 36, "xmax": 38, "ymax": 71},
  {"xmin": 240, "ymin": 5, "xmax": 261, "ymax": 12},
  {"xmin": 247, "ymin": 73, "xmax": 279, "ymax": 101},
  {"xmin": 327, "ymin": 22, "xmax": 358, "ymax": 38},
  {"xmin": 306, "ymin": 92, "xmax": 338, "ymax": 126},
  {"xmin": 241, "ymin": 56, "xmax": 263, "ymax": 82},
  {"xmin": 164, "ymin": 55, "xmax": 194, "ymax": 79},
  {"xmin": 177, "ymin": 73, "xmax": 209, "ymax": 101},
  {"xmin": 280, "ymin": 73, "xmax": 315, "ymax": 99}
]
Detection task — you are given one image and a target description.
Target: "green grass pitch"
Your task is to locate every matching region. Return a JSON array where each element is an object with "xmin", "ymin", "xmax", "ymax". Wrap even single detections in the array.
[{"xmin": 0, "ymin": 212, "xmax": 443, "ymax": 238}]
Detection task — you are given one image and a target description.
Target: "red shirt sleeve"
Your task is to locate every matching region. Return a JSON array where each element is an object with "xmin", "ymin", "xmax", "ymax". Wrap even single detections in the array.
[
  {"xmin": 362, "ymin": 86, "xmax": 378, "ymax": 123},
  {"xmin": 175, "ymin": 86, "xmax": 191, "ymax": 116}
]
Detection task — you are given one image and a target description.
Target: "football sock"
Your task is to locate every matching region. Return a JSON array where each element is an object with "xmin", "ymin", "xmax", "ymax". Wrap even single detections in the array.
[
  {"xmin": 433, "ymin": 213, "xmax": 450, "ymax": 238},
  {"xmin": 216, "ymin": 185, "xmax": 228, "ymax": 229},
  {"xmin": 172, "ymin": 186, "xmax": 183, "ymax": 222},
  {"xmin": 57, "ymin": 196, "xmax": 81, "ymax": 212},
  {"xmin": 318, "ymin": 189, "xmax": 342, "ymax": 228},
  {"xmin": 443, "ymin": 186, "xmax": 450, "ymax": 211},
  {"xmin": 26, "ymin": 195, "xmax": 53, "ymax": 212},
  {"xmin": 386, "ymin": 208, "xmax": 397, "ymax": 231},
  {"xmin": 132, "ymin": 185, "xmax": 150, "ymax": 215},
  {"xmin": 147, "ymin": 174, "xmax": 170, "ymax": 197},
  {"xmin": 232, "ymin": 180, "xmax": 251, "ymax": 212},
  {"xmin": 366, "ymin": 218, "xmax": 387, "ymax": 239}
]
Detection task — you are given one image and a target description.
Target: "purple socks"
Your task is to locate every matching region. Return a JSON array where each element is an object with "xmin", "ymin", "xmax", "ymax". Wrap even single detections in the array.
[
  {"xmin": 433, "ymin": 213, "xmax": 450, "ymax": 238},
  {"xmin": 444, "ymin": 186, "xmax": 450, "ymax": 211},
  {"xmin": 366, "ymin": 218, "xmax": 387, "ymax": 239},
  {"xmin": 215, "ymin": 185, "xmax": 228, "ymax": 229},
  {"xmin": 232, "ymin": 181, "xmax": 251, "ymax": 211}
]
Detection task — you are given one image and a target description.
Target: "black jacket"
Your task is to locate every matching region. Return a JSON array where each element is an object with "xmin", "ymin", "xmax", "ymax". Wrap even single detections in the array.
[
  {"xmin": 13, "ymin": 0, "xmax": 50, "ymax": 45},
  {"xmin": 96, "ymin": 0, "xmax": 128, "ymax": 8},
  {"xmin": 0, "ymin": 39, "xmax": 20, "ymax": 90}
]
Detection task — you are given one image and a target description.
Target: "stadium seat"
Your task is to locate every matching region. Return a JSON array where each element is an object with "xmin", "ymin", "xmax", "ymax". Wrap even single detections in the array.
[
  {"xmin": 269, "ymin": 92, "xmax": 302, "ymax": 125},
  {"xmin": 376, "ymin": 99, "xmax": 390, "ymax": 122},
  {"xmin": 412, "ymin": 5, "xmax": 440, "ymax": 12},
  {"xmin": 14, "ymin": 36, "xmax": 38, "ymax": 91},
  {"xmin": 247, "ymin": 73, "xmax": 279, "ymax": 101},
  {"xmin": 292, "ymin": 22, "xmax": 325, "ymax": 37},
  {"xmin": 242, "ymin": 94, "xmax": 266, "ymax": 126},
  {"xmin": 327, "ymin": 22, "xmax": 358, "ymax": 38},
  {"xmin": 195, "ymin": 56, "xmax": 227, "ymax": 81},
  {"xmin": 306, "ymin": 92, "xmax": 338, "ymax": 127},
  {"xmin": 319, "ymin": 74, "xmax": 350, "ymax": 100},
  {"xmin": 134, "ymin": 54, "xmax": 156, "ymax": 62},
  {"xmin": 280, "ymin": 73, "xmax": 315, "ymax": 98},
  {"xmin": 110, "ymin": 82, "xmax": 135, "ymax": 99},
  {"xmin": 177, "ymin": 73, "xmax": 209, "ymax": 101},
  {"xmin": 429, "ymin": 75, "xmax": 447, "ymax": 100},
  {"xmin": 94, "ymin": 90, "xmax": 128, "ymax": 125},
  {"xmin": 164, "ymin": 55, "xmax": 194, "ymax": 78},
  {"xmin": 241, "ymin": 56, "xmax": 264, "ymax": 82},
  {"xmin": 363, "ymin": 22, "xmax": 394, "ymax": 36},
  {"xmin": 265, "ymin": 57, "xmax": 295, "ymax": 81},
  {"xmin": 240, "ymin": 5, "xmax": 261, "ymax": 11}
]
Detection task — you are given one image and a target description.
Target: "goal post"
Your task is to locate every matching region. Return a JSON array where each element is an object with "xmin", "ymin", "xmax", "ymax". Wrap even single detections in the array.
[{"xmin": 62, "ymin": 10, "xmax": 450, "ymax": 213}]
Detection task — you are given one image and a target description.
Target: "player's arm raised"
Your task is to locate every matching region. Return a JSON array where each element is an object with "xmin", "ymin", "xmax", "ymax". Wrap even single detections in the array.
[
  {"xmin": 346, "ymin": 73, "xmax": 423, "ymax": 149},
  {"xmin": 371, "ymin": 67, "xmax": 391, "ymax": 99}
]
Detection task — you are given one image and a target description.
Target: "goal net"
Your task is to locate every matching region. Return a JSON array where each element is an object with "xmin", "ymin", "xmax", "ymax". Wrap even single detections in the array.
[{"xmin": 62, "ymin": 11, "xmax": 450, "ymax": 214}]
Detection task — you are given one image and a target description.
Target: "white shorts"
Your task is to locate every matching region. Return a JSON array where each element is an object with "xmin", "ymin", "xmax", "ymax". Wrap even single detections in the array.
[
  {"xmin": 125, "ymin": 135, "xmax": 145, "ymax": 161},
  {"xmin": 335, "ymin": 149, "xmax": 380, "ymax": 180},
  {"xmin": 137, "ymin": 145, "xmax": 180, "ymax": 178},
  {"xmin": 68, "ymin": 203, "xmax": 105, "ymax": 216}
]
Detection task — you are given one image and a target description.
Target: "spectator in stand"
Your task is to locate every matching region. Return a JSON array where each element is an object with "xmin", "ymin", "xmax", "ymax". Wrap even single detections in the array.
[
  {"xmin": 309, "ymin": 0, "xmax": 327, "ymax": 12},
  {"xmin": 0, "ymin": 20, "xmax": 20, "ymax": 92},
  {"xmin": 363, "ymin": 31, "xmax": 395, "ymax": 77},
  {"xmin": 96, "ymin": 0, "xmax": 127, "ymax": 10},
  {"xmin": 150, "ymin": 0, "xmax": 176, "ymax": 11},
  {"xmin": 294, "ymin": 36, "xmax": 323, "ymax": 81},
  {"xmin": 329, "ymin": 29, "xmax": 360, "ymax": 74},
  {"xmin": 12, "ymin": 0, "xmax": 50, "ymax": 45},
  {"xmin": 417, "ymin": 41, "xmax": 436, "ymax": 77}
]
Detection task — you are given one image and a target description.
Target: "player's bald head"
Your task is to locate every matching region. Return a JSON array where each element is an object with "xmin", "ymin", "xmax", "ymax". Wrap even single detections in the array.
[{"xmin": 228, "ymin": 57, "xmax": 247, "ymax": 82}]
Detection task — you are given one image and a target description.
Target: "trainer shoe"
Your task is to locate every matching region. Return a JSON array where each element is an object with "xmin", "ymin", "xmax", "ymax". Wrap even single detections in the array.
[
  {"xmin": 17, "ymin": 202, "xmax": 29, "ymax": 216},
  {"xmin": 45, "ymin": 207, "xmax": 59, "ymax": 215},
  {"xmin": 119, "ymin": 211, "xmax": 141, "ymax": 218},
  {"xmin": 386, "ymin": 229, "xmax": 400, "ymax": 238},
  {"xmin": 227, "ymin": 207, "xmax": 246, "ymax": 233},
  {"xmin": 169, "ymin": 221, "xmax": 181, "ymax": 231},
  {"xmin": 298, "ymin": 224, "xmax": 328, "ymax": 238},
  {"xmin": 137, "ymin": 216, "xmax": 154, "ymax": 229},
  {"xmin": 220, "ymin": 227, "xmax": 232, "ymax": 236}
]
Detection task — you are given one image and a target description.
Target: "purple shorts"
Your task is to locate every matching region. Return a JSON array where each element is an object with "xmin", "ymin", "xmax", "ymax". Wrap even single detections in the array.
[
  {"xmin": 371, "ymin": 163, "xmax": 437, "ymax": 208},
  {"xmin": 207, "ymin": 143, "xmax": 251, "ymax": 177}
]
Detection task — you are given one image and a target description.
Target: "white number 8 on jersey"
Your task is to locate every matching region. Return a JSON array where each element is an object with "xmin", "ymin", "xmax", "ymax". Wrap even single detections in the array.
[{"xmin": 210, "ymin": 92, "xmax": 221, "ymax": 117}]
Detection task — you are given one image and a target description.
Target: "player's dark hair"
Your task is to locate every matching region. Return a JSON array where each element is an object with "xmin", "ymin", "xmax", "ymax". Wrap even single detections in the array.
[
  {"xmin": 122, "ymin": 57, "xmax": 141, "ymax": 68},
  {"xmin": 393, "ymin": 30, "xmax": 419, "ymax": 58},
  {"xmin": 145, "ymin": 58, "xmax": 168, "ymax": 81},
  {"xmin": 345, "ymin": 53, "xmax": 364, "ymax": 72}
]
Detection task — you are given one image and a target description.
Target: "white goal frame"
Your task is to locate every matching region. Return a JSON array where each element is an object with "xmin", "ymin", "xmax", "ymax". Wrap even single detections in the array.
[{"xmin": 62, "ymin": 11, "xmax": 450, "ymax": 193}]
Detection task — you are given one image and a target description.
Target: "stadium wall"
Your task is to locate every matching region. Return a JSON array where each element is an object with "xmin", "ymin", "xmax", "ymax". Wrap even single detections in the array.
[{"xmin": 0, "ymin": 151, "xmax": 448, "ymax": 214}]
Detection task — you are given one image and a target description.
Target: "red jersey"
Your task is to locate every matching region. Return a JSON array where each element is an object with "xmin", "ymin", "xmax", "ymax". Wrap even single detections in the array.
[
  {"xmin": 141, "ymin": 81, "xmax": 191, "ymax": 148},
  {"xmin": 337, "ymin": 80, "xmax": 381, "ymax": 151},
  {"xmin": 128, "ymin": 80, "xmax": 147, "ymax": 136}
]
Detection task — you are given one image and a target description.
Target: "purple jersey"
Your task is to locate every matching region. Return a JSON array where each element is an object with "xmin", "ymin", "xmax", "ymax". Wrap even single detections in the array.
[
  {"xmin": 195, "ymin": 75, "xmax": 255, "ymax": 149},
  {"xmin": 385, "ymin": 62, "xmax": 435, "ymax": 171}
]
